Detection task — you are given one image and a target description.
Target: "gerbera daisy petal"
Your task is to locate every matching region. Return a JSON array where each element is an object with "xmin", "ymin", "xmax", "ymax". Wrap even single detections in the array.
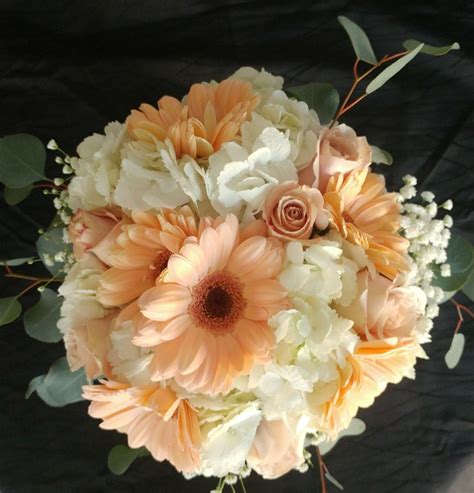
[{"xmin": 139, "ymin": 284, "xmax": 191, "ymax": 321}]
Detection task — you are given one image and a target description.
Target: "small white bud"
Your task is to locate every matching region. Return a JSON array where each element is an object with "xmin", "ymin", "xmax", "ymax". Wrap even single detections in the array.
[
  {"xmin": 441, "ymin": 199, "xmax": 453, "ymax": 211},
  {"xmin": 37, "ymin": 285, "xmax": 45, "ymax": 292},
  {"xmin": 64, "ymin": 156, "xmax": 72, "ymax": 164},
  {"xmin": 421, "ymin": 191, "xmax": 435, "ymax": 203},
  {"xmin": 441, "ymin": 264, "xmax": 451, "ymax": 277},
  {"xmin": 55, "ymin": 156, "xmax": 64, "ymax": 164},
  {"xmin": 47, "ymin": 139, "xmax": 58, "ymax": 150},
  {"xmin": 62, "ymin": 165, "xmax": 73, "ymax": 174},
  {"xmin": 54, "ymin": 178, "xmax": 64, "ymax": 186}
]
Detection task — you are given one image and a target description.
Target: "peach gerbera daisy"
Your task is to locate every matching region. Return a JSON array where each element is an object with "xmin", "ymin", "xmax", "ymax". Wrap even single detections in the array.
[
  {"xmin": 308, "ymin": 337, "xmax": 426, "ymax": 437},
  {"xmin": 134, "ymin": 215, "xmax": 288, "ymax": 395},
  {"xmin": 96, "ymin": 207, "xmax": 198, "ymax": 307},
  {"xmin": 126, "ymin": 79, "xmax": 260, "ymax": 160},
  {"xmin": 83, "ymin": 380, "xmax": 201, "ymax": 473},
  {"xmin": 324, "ymin": 168, "xmax": 409, "ymax": 279}
]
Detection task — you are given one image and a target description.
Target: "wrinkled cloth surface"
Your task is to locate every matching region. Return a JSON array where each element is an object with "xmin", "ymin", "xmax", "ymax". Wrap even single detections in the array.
[{"xmin": 0, "ymin": 1, "xmax": 473, "ymax": 492}]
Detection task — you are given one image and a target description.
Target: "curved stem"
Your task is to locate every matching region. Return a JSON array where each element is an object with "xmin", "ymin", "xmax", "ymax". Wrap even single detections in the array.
[
  {"xmin": 15, "ymin": 280, "xmax": 42, "ymax": 299},
  {"xmin": 330, "ymin": 50, "xmax": 409, "ymax": 127}
]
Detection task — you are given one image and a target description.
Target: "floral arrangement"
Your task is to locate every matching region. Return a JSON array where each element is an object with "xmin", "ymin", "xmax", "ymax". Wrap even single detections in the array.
[{"xmin": 1, "ymin": 16, "xmax": 472, "ymax": 492}]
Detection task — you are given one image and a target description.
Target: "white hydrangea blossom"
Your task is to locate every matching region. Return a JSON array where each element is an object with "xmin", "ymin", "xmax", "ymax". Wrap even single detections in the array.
[
  {"xmin": 206, "ymin": 127, "xmax": 298, "ymax": 218},
  {"xmin": 198, "ymin": 403, "xmax": 262, "ymax": 477},
  {"xmin": 243, "ymin": 240, "xmax": 359, "ymax": 422},
  {"xmin": 114, "ymin": 139, "xmax": 202, "ymax": 211},
  {"xmin": 108, "ymin": 324, "xmax": 153, "ymax": 386},
  {"xmin": 230, "ymin": 66, "xmax": 284, "ymax": 105},
  {"xmin": 68, "ymin": 122, "xmax": 127, "ymax": 211},
  {"xmin": 57, "ymin": 256, "xmax": 108, "ymax": 334},
  {"xmin": 242, "ymin": 89, "xmax": 321, "ymax": 169}
]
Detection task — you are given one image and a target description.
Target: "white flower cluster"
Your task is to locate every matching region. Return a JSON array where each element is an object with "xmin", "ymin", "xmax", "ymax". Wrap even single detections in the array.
[{"xmin": 399, "ymin": 175, "xmax": 453, "ymax": 326}]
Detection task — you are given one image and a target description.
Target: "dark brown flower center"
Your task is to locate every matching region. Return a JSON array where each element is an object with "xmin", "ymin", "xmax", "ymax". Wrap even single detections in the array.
[{"xmin": 188, "ymin": 271, "xmax": 246, "ymax": 334}]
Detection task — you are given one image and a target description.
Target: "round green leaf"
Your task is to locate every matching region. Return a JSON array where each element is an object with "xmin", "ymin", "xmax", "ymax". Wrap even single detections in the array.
[
  {"xmin": 445, "ymin": 332, "xmax": 465, "ymax": 369},
  {"xmin": 24, "ymin": 288, "xmax": 62, "ymax": 343},
  {"xmin": 108, "ymin": 445, "xmax": 147, "ymax": 475},
  {"xmin": 4, "ymin": 184, "xmax": 33, "ymax": 205},
  {"xmin": 25, "ymin": 375, "xmax": 46, "ymax": 399},
  {"xmin": 0, "ymin": 134, "xmax": 46, "ymax": 188},
  {"xmin": 35, "ymin": 357, "xmax": 87, "ymax": 407},
  {"xmin": 433, "ymin": 235, "xmax": 473, "ymax": 292},
  {"xmin": 286, "ymin": 82, "xmax": 340, "ymax": 125},
  {"xmin": 0, "ymin": 297, "xmax": 22, "ymax": 326},
  {"xmin": 366, "ymin": 43, "xmax": 424, "ymax": 94},
  {"xmin": 338, "ymin": 16, "xmax": 377, "ymax": 65},
  {"xmin": 462, "ymin": 267, "xmax": 474, "ymax": 302},
  {"xmin": 403, "ymin": 39, "xmax": 460, "ymax": 56},
  {"xmin": 36, "ymin": 227, "xmax": 68, "ymax": 276}
]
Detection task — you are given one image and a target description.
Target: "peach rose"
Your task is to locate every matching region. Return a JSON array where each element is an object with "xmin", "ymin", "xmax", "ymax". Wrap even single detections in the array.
[
  {"xmin": 247, "ymin": 419, "xmax": 305, "ymax": 479},
  {"xmin": 64, "ymin": 313, "xmax": 116, "ymax": 380},
  {"xmin": 299, "ymin": 123, "xmax": 371, "ymax": 193},
  {"xmin": 337, "ymin": 270, "xmax": 427, "ymax": 340},
  {"xmin": 69, "ymin": 208, "xmax": 122, "ymax": 260},
  {"xmin": 262, "ymin": 181, "xmax": 329, "ymax": 241}
]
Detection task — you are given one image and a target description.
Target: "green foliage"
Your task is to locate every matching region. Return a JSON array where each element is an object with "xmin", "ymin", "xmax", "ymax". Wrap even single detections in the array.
[
  {"xmin": 108, "ymin": 445, "xmax": 147, "ymax": 475},
  {"xmin": 26, "ymin": 357, "xmax": 87, "ymax": 407},
  {"xmin": 445, "ymin": 333, "xmax": 465, "ymax": 369},
  {"xmin": 371, "ymin": 145, "xmax": 393, "ymax": 165},
  {"xmin": 0, "ymin": 297, "xmax": 22, "ymax": 326},
  {"xmin": 4, "ymin": 184, "xmax": 33, "ymax": 205},
  {"xmin": 25, "ymin": 375, "xmax": 46, "ymax": 399},
  {"xmin": 0, "ymin": 257, "xmax": 35, "ymax": 266},
  {"xmin": 24, "ymin": 288, "xmax": 62, "ymax": 343},
  {"xmin": 366, "ymin": 43, "xmax": 424, "ymax": 94},
  {"xmin": 36, "ymin": 227, "xmax": 68, "ymax": 277},
  {"xmin": 286, "ymin": 82, "xmax": 340, "ymax": 125},
  {"xmin": 434, "ymin": 235, "xmax": 473, "ymax": 293},
  {"xmin": 461, "ymin": 267, "xmax": 474, "ymax": 301},
  {"xmin": 0, "ymin": 134, "xmax": 46, "ymax": 188},
  {"xmin": 337, "ymin": 16, "xmax": 377, "ymax": 65},
  {"xmin": 403, "ymin": 39, "xmax": 460, "ymax": 56}
]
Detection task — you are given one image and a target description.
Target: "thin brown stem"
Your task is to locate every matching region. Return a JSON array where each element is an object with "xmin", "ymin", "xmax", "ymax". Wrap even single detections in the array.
[
  {"xmin": 450, "ymin": 299, "xmax": 474, "ymax": 334},
  {"xmin": 16, "ymin": 280, "xmax": 42, "ymax": 299},
  {"xmin": 5, "ymin": 272, "xmax": 58, "ymax": 283},
  {"xmin": 330, "ymin": 50, "xmax": 410, "ymax": 127},
  {"xmin": 316, "ymin": 447, "xmax": 327, "ymax": 493}
]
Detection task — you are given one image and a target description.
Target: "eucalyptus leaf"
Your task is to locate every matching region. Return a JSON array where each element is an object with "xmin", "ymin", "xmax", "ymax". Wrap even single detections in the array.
[
  {"xmin": 325, "ymin": 470, "xmax": 345, "ymax": 490},
  {"xmin": 403, "ymin": 39, "xmax": 460, "ymax": 56},
  {"xmin": 0, "ymin": 134, "xmax": 46, "ymax": 188},
  {"xmin": 36, "ymin": 227, "xmax": 68, "ymax": 277},
  {"xmin": 337, "ymin": 16, "xmax": 377, "ymax": 65},
  {"xmin": 4, "ymin": 184, "xmax": 33, "ymax": 205},
  {"xmin": 33, "ymin": 357, "xmax": 87, "ymax": 407},
  {"xmin": 462, "ymin": 267, "xmax": 474, "ymax": 301},
  {"xmin": 318, "ymin": 418, "xmax": 366, "ymax": 455},
  {"xmin": 371, "ymin": 145, "xmax": 393, "ymax": 165},
  {"xmin": 24, "ymin": 288, "xmax": 62, "ymax": 343},
  {"xmin": 0, "ymin": 257, "xmax": 35, "ymax": 266},
  {"xmin": 0, "ymin": 297, "xmax": 22, "ymax": 326},
  {"xmin": 286, "ymin": 82, "xmax": 340, "ymax": 124},
  {"xmin": 433, "ymin": 235, "xmax": 473, "ymax": 292},
  {"xmin": 366, "ymin": 43, "xmax": 424, "ymax": 94},
  {"xmin": 439, "ymin": 290, "xmax": 457, "ymax": 304},
  {"xmin": 108, "ymin": 445, "xmax": 147, "ymax": 475},
  {"xmin": 25, "ymin": 375, "xmax": 46, "ymax": 399},
  {"xmin": 445, "ymin": 332, "xmax": 465, "ymax": 369}
]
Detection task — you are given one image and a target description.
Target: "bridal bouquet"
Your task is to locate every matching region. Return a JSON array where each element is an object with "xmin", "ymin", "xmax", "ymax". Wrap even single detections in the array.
[{"xmin": 1, "ymin": 17, "xmax": 472, "ymax": 491}]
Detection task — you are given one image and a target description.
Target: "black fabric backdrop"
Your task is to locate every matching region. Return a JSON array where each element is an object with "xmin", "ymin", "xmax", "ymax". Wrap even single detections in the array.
[{"xmin": 0, "ymin": 1, "xmax": 473, "ymax": 492}]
